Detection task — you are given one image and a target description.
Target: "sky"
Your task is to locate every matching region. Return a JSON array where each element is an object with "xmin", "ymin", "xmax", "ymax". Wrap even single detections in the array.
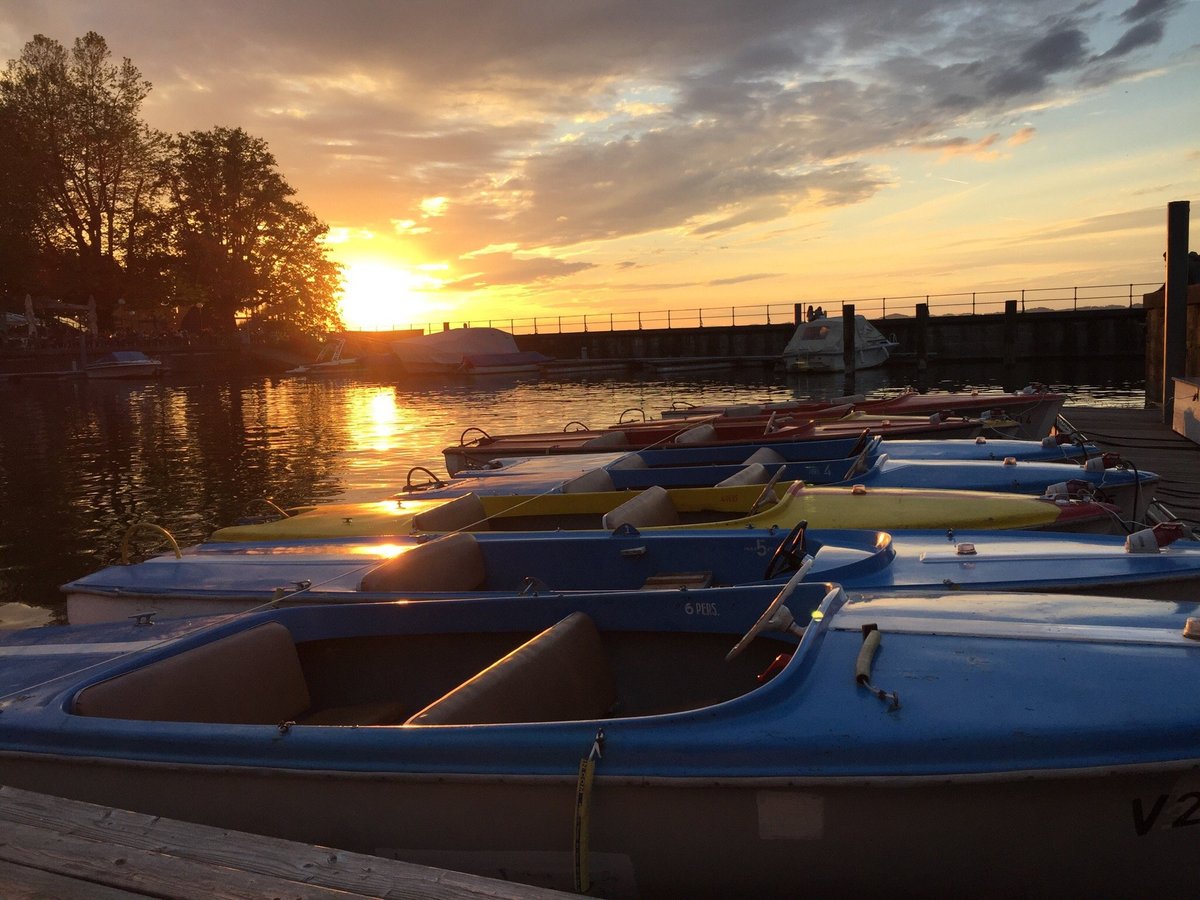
[{"xmin": 1, "ymin": 0, "xmax": 1197, "ymax": 331}]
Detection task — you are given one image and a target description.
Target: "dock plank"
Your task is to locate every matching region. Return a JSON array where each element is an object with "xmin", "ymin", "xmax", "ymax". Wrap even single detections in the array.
[
  {"xmin": 1060, "ymin": 406, "xmax": 1200, "ymax": 521},
  {"xmin": 0, "ymin": 858, "xmax": 149, "ymax": 899},
  {"xmin": 0, "ymin": 786, "xmax": 573, "ymax": 899}
]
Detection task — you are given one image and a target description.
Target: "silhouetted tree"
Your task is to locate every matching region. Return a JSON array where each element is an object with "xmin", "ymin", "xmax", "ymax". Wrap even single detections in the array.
[
  {"xmin": 0, "ymin": 32, "xmax": 171, "ymax": 316},
  {"xmin": 168, "ymin": 126, "xmax": 342, "ymax": 335}
]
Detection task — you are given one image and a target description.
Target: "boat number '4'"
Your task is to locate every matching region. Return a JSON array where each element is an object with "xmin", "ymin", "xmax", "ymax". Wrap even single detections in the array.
[{"xmin": 1132, "ymin": 792, "xmax": 1200, "ymax": 836}]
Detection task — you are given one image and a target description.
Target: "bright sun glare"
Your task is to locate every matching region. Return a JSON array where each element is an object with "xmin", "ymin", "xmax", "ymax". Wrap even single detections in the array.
[{"xmin": 338, "ymin": 261, "xmax": 436, "ymax": 331}]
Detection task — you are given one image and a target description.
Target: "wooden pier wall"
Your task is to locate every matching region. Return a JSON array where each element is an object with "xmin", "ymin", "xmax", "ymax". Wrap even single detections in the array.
[{"xmin": 517, "ymin": 306, "xmax": 1146, "ymax": 366}]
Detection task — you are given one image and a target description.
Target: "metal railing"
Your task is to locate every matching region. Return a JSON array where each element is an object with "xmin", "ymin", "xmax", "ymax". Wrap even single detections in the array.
[{"xmin": 352, "ymin": 280, "xmax": 1159, "ymax": 336}]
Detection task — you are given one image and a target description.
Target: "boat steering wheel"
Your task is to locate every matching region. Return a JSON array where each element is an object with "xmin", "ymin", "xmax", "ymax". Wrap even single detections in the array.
[
  {"xmin": 764, "ymin": 520, "xmax": 809, "ymax": 580},
  {"xmin": 726, "ymin": 559, "xmax": 813, "ymax": 661}
]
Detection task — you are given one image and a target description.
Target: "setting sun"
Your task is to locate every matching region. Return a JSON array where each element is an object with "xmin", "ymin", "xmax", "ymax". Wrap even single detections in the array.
[{"xmin": 337, "ymin": 261, "xmax": 440, "ymax": 332}]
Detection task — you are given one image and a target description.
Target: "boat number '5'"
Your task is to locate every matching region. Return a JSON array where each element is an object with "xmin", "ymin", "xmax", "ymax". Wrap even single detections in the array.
[
  {"xmin": 684, "ymin": 602, "xmax": 719, "ymax": 616},
  {"xmin": 1132, "ymin": 792, "xmax": 1200, "ymax": 836}
]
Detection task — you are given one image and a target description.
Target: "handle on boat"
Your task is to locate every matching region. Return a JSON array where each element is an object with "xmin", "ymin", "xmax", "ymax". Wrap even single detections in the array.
[
  {"xmin": 563, "ymin": 420, "xmax": 591, "ymax": 432},
  {"xmin": 404, "ymin": 466, "xmax": 446, "ymax": 490},
  {"xmin": 119, "ymin": 522, "xmax": 181, "ymax": 565},
  {"xmin": 243, "ymin": 498, "xmax": 289, "ymax": 519},
  {"xmin": 458, "ymin": 426, "xmax": 492, "ymax": 446},
  {"xmin": 855, "ymin": 624, "xmax": 900, "ymax": 710},
  {"xmin": 618, "ymin": 407, "xmax": 647, "ymax": 423}
]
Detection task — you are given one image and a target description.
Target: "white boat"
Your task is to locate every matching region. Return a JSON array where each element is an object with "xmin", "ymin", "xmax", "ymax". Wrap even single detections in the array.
[
  {"xmin": 782, "ymin": 315, "xmax": 898, "ymax": 373},
  {"xmin": 85, "ymin": 351, "xmax": 164, "ymax": 379},
  {"xmin": 391, "ymin": 327, "xmax": 548, "ymax": 375},
  {"xmin": 285, "ymin": 338, "xmax": 363, "ymax": 376}
]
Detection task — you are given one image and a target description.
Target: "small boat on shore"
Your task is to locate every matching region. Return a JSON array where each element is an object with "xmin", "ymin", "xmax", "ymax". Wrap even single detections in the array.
[
  {"xmin": 285, "ymin": 337, "xmax": 364, "ymax": 377},
  {"xmin": 7, "ymin": 582, "xmax": 1200, "ymax": 897},
  {"xmin": 62, "ymin": 520, "xmax": 1199, "ymax": 624},
  {"xmin": 85, "ymin": 350, "xmax": 164, "ymax": 379}
]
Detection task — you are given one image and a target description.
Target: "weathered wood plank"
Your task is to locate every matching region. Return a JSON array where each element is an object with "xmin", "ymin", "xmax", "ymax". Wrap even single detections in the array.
[
  {"xmin": 0, "ymin": 858, "xmax": 150, "ymax": 899},
  {"xmin": 0, "ymin": 786, "xmax": 572, "ymax": 899}
]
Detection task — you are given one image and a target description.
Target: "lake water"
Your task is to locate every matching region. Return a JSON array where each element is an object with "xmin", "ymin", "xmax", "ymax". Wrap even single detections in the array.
[{"xmin": 0, "ymin": 357, "xmax": 1146, "ymax": 624}]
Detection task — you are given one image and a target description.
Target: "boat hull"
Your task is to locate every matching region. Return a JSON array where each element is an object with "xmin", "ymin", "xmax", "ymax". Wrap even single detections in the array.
[{"xmin": 0, "ymin": 746, "xmax": 1196, "ymax": 897}]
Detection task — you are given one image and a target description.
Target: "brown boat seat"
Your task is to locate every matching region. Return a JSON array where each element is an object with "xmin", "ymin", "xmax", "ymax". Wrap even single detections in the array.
[
  {"xmin": 581, "ymin": 430, "xmax": 628, "ymax": 449},
  {"xmin": 359, "ymin": 532, "xmax": 486, "ymax": 593},
  {"xmin": 601, "ymin": 484, "xmax": 680, "ymax": 530},
  {"xmin": 608, "ymin": 454, "xmax": 648, "ymax": 470},
  {"xmin": 743, "ymin": 447, "xmax": 787, "ymax": 465},
  {"xmin": 72, "ymin": 622, "xmax": 406, "ymax": 726},
  {"xmin": 674, "ymin": 423, "xmax": 716, "ymax": 444},
  {"xmin": 561, "ymin": 467, "xmax": 616, "ymax": 493},
  {"xmin": 715, "ymin": 462, "xmax": 772, "ymax": 487},
  {"xmin": 411, "ymin": 492, "xmax": 489, "ymax": 533},
  {"xmin": 405, "ymin": 612, "xmax": 616, "ymax": 726}
]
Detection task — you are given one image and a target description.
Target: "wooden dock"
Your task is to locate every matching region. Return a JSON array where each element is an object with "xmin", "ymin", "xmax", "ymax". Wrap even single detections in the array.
[
  {"xmin": 1059, "ymin": 405, "xmax": 1200, "ymax": 523},
  {"xmin": 0, "ymin": 785, "xmax": 573, "ymax": 899}
]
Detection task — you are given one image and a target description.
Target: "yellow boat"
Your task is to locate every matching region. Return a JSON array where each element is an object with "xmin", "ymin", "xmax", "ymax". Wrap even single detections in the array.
[{"xmin": 209, "ymin": 467, "xmax": 1118, "ymax": 541}]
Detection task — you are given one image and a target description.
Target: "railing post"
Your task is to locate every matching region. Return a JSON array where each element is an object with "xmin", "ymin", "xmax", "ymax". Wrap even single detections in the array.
[
  {"xmin": 971, "ymin": 293, "xmax": 975, "ymax": 315},
  {"xmin": 699, "ymin": 308, "xmax": 703, "ymax": 327},
  {"xmin": 1073, "ymin": 286, "xmax": 1078, "ymax": 311},
  {"xmin": 638, "ymin": 312, "xmax": 642, "ymax": 330},
  {"xmin": 667, "ymin": 309, "xmax": 671, "ymax": 328}
]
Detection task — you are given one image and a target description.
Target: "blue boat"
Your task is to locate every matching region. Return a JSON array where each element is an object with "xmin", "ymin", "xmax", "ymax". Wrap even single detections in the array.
[
  {"xmin": 412, "ymin": 442, "xmax": 1157, "ymax": 523},
  {"xmin": 3, "ymin": 581, "xmax": 1200, "ymax": 896},
  {"xmin": 63, "ymin": 521, "xmax": 1200, "ymax": 624}
]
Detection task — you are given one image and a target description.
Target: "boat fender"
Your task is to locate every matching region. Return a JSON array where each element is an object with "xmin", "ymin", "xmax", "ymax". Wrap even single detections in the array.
[
  {"xmin": 1125, "ymin": 529, "xmax": 1161, "ymax": 554},
  {"xmin": 854, "ymin": 624, "xmax": 899, "ymax": 710}
]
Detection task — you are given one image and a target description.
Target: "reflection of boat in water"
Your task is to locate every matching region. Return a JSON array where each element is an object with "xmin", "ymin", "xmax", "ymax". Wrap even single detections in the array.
[
  {"xmin": 85, "ymin": 350, "xmax": 164, "ymax": 379},
  {"xmin": 782, "ymin": 315, "xmax": 898, "ymax": 373},
  {"xmin": 24, "ymin": 572, "xmax": 1200, "ymax": 895}
]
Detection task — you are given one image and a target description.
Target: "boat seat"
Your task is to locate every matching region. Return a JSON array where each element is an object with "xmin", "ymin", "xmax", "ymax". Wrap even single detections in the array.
[
  {"xmin": 601, "ymin": 485, "xmax": 680, "ymax": 530},
  {"xmin": 608, "ymin": 454, "xmax": 648, "ymax": 470},
  {"xmin": 405, "ymin": 612, "xmax": 616, "ymax": 726},
  {"xmin": 72, "ymin": 622, "xmax": 406, "ymax": 726},
  {"xmin": 359, "ymin": 532, "xmax": 486, "ymax": 593},
  {"xmin": 411, "ymin": 492, "xmax": 489, "ymax": 533},
  {"xmin": 674, "ymin": 423, "xmax": 716, "ymax": 444},
  {"xmin": 743, "ymin": 447, "xmax": 787, "ymax": 465},
  {"xmin": 715, "ymin": 462, "xmax": 772, "ymax": 487},
  {"xmin": 581, "ymin": 430, "xmax": 628, "ymax": 449},
  {"xmin": 562, "ymin": 467, "xmax": 616, "ymax": 493}
]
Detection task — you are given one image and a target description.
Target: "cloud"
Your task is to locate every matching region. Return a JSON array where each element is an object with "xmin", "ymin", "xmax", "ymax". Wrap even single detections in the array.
[{"xmin": 0, "ymin": 0, "xmax": 1186, "ymax": 293}]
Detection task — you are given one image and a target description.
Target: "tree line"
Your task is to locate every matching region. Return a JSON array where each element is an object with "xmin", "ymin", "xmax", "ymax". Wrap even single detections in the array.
[{"xmin": 0, "ymin": 31, "xmax": 342, "ymax": 337}]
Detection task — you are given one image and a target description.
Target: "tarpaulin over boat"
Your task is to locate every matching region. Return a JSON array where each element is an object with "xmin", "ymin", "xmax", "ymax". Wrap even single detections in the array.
[{"xmin": 391, "ymin": 327, "xmax": 521, "ymax": 373}]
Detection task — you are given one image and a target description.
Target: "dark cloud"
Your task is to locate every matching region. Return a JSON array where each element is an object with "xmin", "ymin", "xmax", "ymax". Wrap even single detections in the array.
[{"xmin": 0, "ymin": 0, "xmax": 1186, "ymax": 291}]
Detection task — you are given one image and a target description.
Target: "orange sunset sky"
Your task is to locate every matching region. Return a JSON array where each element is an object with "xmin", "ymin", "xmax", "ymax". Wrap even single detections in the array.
[{"xmin": 2, "ymin": 0, "xmax": 1197, "ymax": 330}]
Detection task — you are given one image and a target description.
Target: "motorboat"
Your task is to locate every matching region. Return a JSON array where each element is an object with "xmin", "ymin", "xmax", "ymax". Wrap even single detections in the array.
[
  {"xmin": 442, "ymin": 412, "xmax": 1017, "ymax": 473},
  {"xmin": 285, "ymin": 338, "xmax": 364, "ymax": 377},
  {"xmin": 7, "ymin": 582, "xmax": 1200, "ymax": 896},
  {"xmin": 781, "ymin": 314, "xmax": 898, "ymax": 373},
  {"xmin": 662, "ymin": 385, "xmax": 1068, "ymax": 441},
  {"xmin": 85, "ymin": 350, "xmax": 164, "ymax": 379},
  {"xmin": 208, "ymin": 477, "xmax": 1120, "ymax": 543},
  {"xmin": 62, "ymin": 520, "xmax": 1199, "ymax": 624},
  {"xmin": 391, "ymin": 327, "xmax": 548, "ymax": 375}
]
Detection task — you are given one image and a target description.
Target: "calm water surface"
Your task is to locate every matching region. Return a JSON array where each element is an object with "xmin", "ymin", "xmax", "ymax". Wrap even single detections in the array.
[{"xmin": 0, "ymin": 358, "xmax": 1145, "ymax": 624}]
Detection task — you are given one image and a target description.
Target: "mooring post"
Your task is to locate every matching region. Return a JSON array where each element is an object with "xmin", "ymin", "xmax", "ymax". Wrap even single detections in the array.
[
  {"xmin": 842, "ymin": 302, "xmax": 856, "ymax": 373},
  {"xmin": 1163, "ymin": 200, "xmax": 1191, "ymax": 424},
  {"xmin": 1003, "ymin": 299, "xmax": 1018, "ymax": 367},
  {"xmin": 915, "ymin": 303, "xmax": 929, "ymax": 371}
]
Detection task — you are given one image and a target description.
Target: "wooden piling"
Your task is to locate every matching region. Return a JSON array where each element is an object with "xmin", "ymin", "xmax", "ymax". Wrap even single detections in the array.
[{"xmin": 1163, "ymin": 200, "xmax": 1191, "ymax": 424}]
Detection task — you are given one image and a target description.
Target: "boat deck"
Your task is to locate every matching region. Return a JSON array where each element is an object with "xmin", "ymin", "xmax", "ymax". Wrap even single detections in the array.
[
  {"xmin": 1060, "ymin": 405, "xmax": 1200, "ymax": 522},
  {"xmin": 0, "ymin": 785, "xmax": 571, "ymax": 899}
]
